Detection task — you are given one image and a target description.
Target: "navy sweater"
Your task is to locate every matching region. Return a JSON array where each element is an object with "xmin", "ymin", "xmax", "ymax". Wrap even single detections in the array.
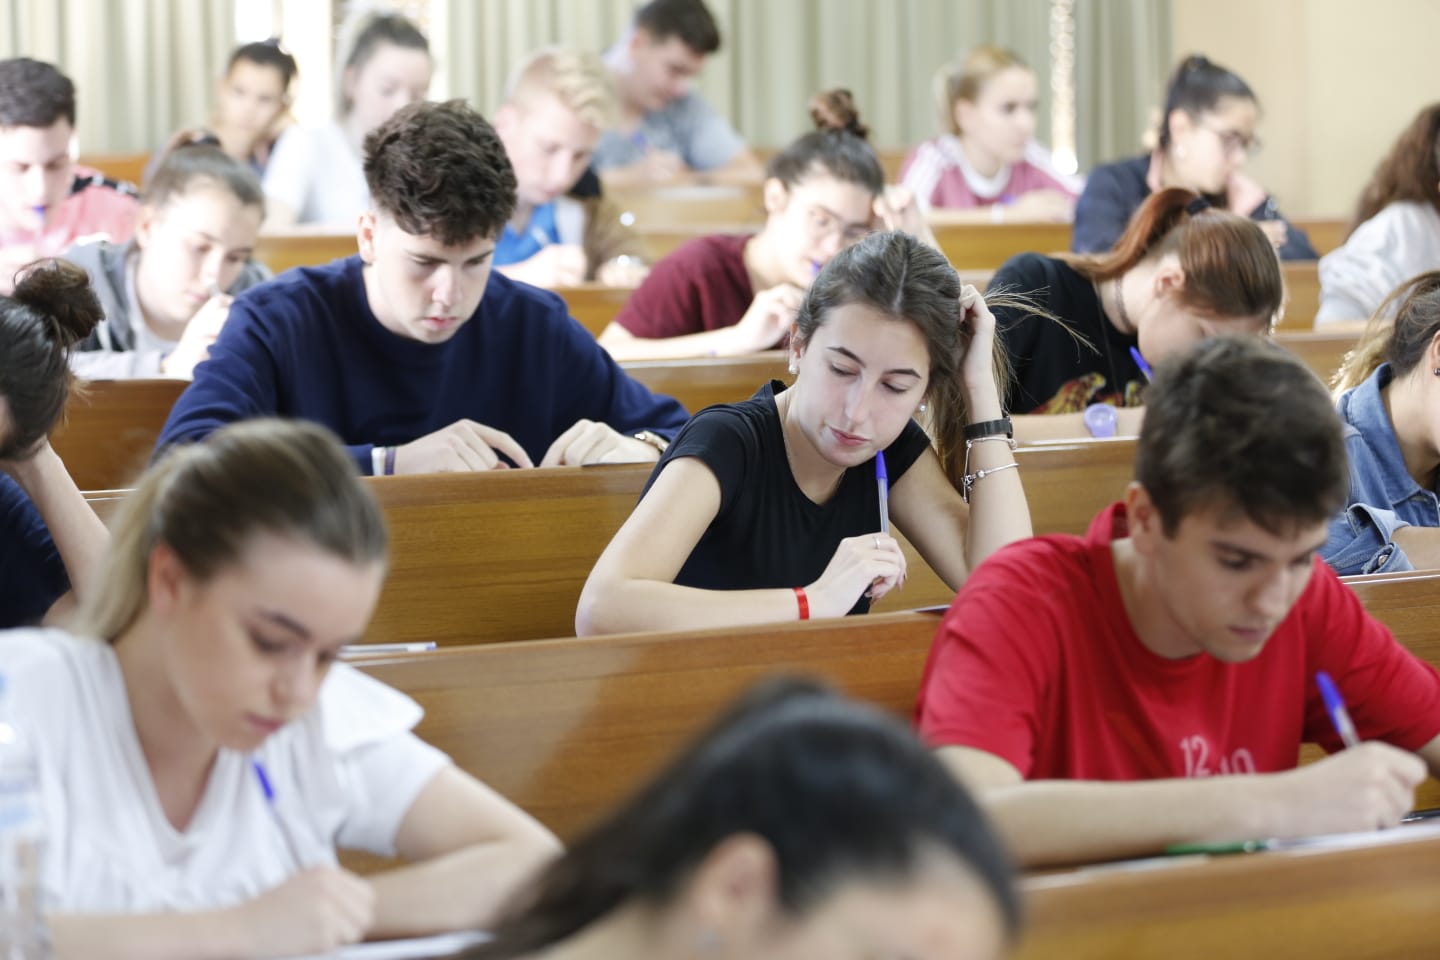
[
  {"xmin": 0, "ymin": 475, "xmax": 67, "ymax": 627},
  {"xmin": 1072, "ymin": 154, "xmax": 1317, "ymax": 261},
  {"xmin": 157, "ymin": 257, "xmax": 690, "ymax": 472}
]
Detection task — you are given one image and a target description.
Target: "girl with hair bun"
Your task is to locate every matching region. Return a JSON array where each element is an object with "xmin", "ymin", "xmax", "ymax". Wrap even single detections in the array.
[
  {"xmin": 1073, "ymin": 54, "xmax": 1315, "ymax": 260},
  {"xmin": 991, "ymin": 187, "xmax": 1283, "ymax": 441},
  {"xmin": 580, "ymin": 230, "xmax": 1032, "ymax": 635},
  {"xmin": 0, "ymin": 258, "xmax": 109, "ymax": 626},
  {"xmin": 598, "ymin": 89, "xmax": 931, "ymax": 361},
  {"xmin": 65, "ymin": 131, "xmax": 270, "ymax": 379},
  {"xmin": 8, "ymin": 417, "xmax": 559, "ymax": 959},
  {"xmin": 1325, "ymin": 271, "xmax": 1440, "ymax": 574},
  {"xmin": 460, "ymin": 677, "xmax": 1020, "ymax": 960},
  {"xmin": 901, "ymin": 45, "xmax": 1082, "ymax": 223}
]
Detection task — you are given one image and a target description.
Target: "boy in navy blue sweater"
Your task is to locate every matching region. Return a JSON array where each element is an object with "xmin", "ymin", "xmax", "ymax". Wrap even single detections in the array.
[{"xmin": 158, "ymin": 99, "xmax": 688, "ymax": 475}]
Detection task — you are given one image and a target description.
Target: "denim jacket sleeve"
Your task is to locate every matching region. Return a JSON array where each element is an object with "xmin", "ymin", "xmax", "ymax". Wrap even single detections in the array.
[{"xmin": 1323, "ymin": 501, "xmax": 1416, "ymax": 576}]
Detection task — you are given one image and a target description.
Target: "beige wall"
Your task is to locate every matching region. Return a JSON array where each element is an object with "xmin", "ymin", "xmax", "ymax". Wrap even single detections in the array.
[{"xmin": 1173, "ymin": 0, "xmax": 1440, "ymax": 217}]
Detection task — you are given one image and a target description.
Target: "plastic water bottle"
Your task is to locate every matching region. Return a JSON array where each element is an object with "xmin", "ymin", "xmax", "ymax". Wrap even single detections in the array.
[{"xmin": 0, "ymin": 674, "xmax": 48, "ymax": 959}]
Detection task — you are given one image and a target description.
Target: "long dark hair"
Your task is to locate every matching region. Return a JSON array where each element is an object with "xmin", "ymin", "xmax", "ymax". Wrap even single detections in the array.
[
  {"xmin": 462, "ymin": 677, "xmax": 1020, "ymax": 959},
  {"xmin": 0, "ymin": 259, "xmax": 103, "ymax": 459},
  {"xmin": 1157, "ymin": 54, "xmax": 1256, "ymax": 153},
  {"xmin": 1348, "ymin": 103, "xmax": 1440, "ymax": 238}
]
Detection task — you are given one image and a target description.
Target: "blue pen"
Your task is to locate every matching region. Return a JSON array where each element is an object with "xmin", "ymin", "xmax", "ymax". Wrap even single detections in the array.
[
  {"xmin": 1128, "ymin": 346, "xmax": 1154, "ymax": 382},
  {"xmin": 875, "ymin": 451, "xmax": 889, "ymax": 535},
  {"xmin": 253, "ymin": 758, "xmax": 308, "ymax": 868},
  {"xmin": 1316, "ymin": 671, "xmax": 1361, "ymax": 748}
]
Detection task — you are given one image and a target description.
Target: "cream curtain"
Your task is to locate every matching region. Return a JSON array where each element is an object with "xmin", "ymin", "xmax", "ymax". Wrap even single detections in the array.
[
  {"xmin": 0, "ymin": 0, "xmax": 236, "ymax": 155},
  {"xmin": 440, "ymin": 0, "xmax": 1172, "ymax": 167}
]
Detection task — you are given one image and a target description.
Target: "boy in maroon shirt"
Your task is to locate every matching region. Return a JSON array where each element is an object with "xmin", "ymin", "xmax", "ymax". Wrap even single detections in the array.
[{"xmin": 917, "ymin": 335, "xmax": 1440, "ymax": 866}]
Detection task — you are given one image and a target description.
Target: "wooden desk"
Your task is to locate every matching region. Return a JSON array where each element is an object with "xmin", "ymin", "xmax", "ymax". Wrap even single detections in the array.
[
  {"xmin": 621, "ymin": 353, "xmax": 786, "ymax": 413},
  {"xmin": 78, "ymin": 152, "xmax": 148, "ymax": 188},
  {"xmin": 54, "ymin": 378, "xmax": 185, "ymax": 491},
  {"xmin": 1279, "ymin": 260, "xmax": 1324, "ymax": 330},
  {"xmin": 556, "ymin": 284, "xmax": 632, "ymax": 337},
  {"xmin": 1293, "ymin": 217, "xmax": 1347, "ymax": 258},
  {"xmin": 1018, "ymin": 829, "xmax": 1440, "ymax": 959},
  {"xmin": 254, "ymin": 229, "xmax": 356, "ymax": 275}
]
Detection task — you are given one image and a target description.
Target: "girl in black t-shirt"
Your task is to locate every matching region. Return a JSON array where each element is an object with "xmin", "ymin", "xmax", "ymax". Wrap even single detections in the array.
[
  {"xmin": 578, "ymin": 230, "xmax": 1033, "ymax": 635},
  {"xmin": 990, "ymin": 187, "xmax": 1284, "ymax": 441}
]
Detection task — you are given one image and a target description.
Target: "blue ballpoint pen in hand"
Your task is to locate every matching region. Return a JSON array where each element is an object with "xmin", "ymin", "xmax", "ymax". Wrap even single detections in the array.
[
  {"xmin": 1128, "ymin": 345, "xmax": 1154, "ymax": 382},
  {"xmin": 1315, "ymin": 670, "xmax": 1361, "ymax": 748},
  {"xmin": 875, "ymin": 451, "xmax": 889, "ymax": 535},
  {"xmin": 253, "ymin": 758, "xmax": 310, "ymax": 869}
]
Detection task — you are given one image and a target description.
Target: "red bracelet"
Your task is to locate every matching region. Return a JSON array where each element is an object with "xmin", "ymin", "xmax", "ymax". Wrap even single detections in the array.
[{"xmin": 793, "ymin": 586, "xmax": 810, "ymax": 621}]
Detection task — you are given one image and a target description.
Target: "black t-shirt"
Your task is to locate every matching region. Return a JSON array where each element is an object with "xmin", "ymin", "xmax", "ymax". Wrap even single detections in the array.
[
  {"xmin": 644, "ymin": 381, "xmax": 932, "ymax": 615},
  {"xmin": 988, "ymin": 253, "xmax": 1144, "ymax": 414}
]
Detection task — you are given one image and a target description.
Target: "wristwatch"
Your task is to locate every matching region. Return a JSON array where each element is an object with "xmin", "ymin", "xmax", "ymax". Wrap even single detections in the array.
[
  {"xmin": 1083, "ymin": 403, "xmax": 1118, "ymax": 439},
  {"xmin": 632, "ymin": 430, "xmax": 670, "ymax": 453}
]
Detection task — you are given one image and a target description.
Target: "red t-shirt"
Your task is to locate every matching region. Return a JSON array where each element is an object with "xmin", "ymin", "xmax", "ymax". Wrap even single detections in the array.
[
  {"xmin": 915, "ymin": 502, "xmax": 1440, "ymax": 781},
  {"xmin": 0, "ymin": 167, "xmax": 139, "ymax": 257},
  {"xmin": 613, "ymin": 233, "xmax": 754, "ymax": 339}
]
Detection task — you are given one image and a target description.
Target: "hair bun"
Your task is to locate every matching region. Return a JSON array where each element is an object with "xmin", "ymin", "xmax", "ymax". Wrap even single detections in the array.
[
  {"xmin": 809, "ymin": 89, "xmax": 869, "ymax": 141},
  {"xmin": 12, "ymin": 259, "xmax": 103, "ymax": 348}
]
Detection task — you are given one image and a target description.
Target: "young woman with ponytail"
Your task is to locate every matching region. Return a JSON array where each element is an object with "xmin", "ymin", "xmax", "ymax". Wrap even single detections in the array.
[
  {"xmin": 579, "ymin": 230, "xmax": 1032, "ymax": 635},
  {"xmin": 4, "ymin": 417, "xmax": 559, "ymax": 959},
  {"xmin": 990, "ymin": 186, "xmax": 1283, "ymax": 441},
  {"xmin": 0, "ymin": 258, "xmax": 109, "ymax": 626},
  {"xmin": 598, "ymin": 89, "xmax": 930, "ymax": 361},
  {"xmin": 1073, "ymin": 54, "xmax": 1315, "ymax": 260},
  {"xmin": 1324, "ymin": 272, "xmax": 1440, "ymax": 575}
]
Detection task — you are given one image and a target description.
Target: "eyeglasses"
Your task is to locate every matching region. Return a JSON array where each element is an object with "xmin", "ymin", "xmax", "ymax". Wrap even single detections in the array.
[
  {"xmin": 1202, "ymin": 123, "xmax": 1262, "ymax": 158},
  {"xmin": 804, "ymin": 206, "xmax": 872, "ymax": 247}
]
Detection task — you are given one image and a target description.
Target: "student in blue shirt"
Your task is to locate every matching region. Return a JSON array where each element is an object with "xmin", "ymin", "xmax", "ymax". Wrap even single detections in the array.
[
  {"xmin": 1325, "ymin": 271, "xmax": 1440, "ymax": 575},
  {"xmin": 492, "ymin": 47, "xmax": 647, "ymax": 289},
  {"xmin": 157, "ymin": 99, "xmax": 689, "ymax": 475},
  {"xmin": 0, "ymin": 259, "xmax": 109, "ymax": 627}
]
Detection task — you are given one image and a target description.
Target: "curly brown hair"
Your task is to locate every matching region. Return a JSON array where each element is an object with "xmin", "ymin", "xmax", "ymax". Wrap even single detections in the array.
[
  {"xmin": 1347, "ymin": 103, "xmax": 1440, "ymax": 239},
  {"xmin": 363, "ymin": 99, "xmax": 517, "ymax": 246}
]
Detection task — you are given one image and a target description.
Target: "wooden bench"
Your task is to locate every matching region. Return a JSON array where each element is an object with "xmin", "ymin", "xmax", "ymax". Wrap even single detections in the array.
[
  {"xmin": 78, "ymin": 152, "xmax": 148, "ymax": 189},
  {"xmin": 606, "ymin": 183, "xmax": 763, "ymax": 229},
  {"xmin": 254, "ymin": 229, "xmax": 356, "ymax": 275},
  {"xmin": 54, "ymin": 378, "xmax": 186, "ymax": 491},
  {"xmin": 355, "ymin": 571, "xmax": 1440, "ymax": 841}
]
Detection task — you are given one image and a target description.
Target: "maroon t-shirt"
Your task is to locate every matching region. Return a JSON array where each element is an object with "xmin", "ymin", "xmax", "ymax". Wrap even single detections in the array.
[{"xmin": 614, "ymin": 233, "xmax": 755, "ymax": 338}]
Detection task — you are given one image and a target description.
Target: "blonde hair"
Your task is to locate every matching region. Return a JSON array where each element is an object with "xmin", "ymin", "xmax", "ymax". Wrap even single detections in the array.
[
  {"xmin": 81, "ymin": 419, "xmax": 389, "ymax": 641},
  {"xmin": 932, "ymin": 45, "xmax": 1032, "ymax": 137},
  {"xmin": 1333, "ymin": 271, "xmax": 1440, "ymax": 393},
  {"xmin": 504, "ymin": 46, "xmax": 619, "ymax": 131}
]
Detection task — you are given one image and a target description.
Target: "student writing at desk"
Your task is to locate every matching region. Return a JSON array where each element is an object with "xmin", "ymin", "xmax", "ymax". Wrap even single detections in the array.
[
  {"xmin": 916, "ymin": 337, "xmax": 1440, "ymax": 868},
  {"xmin": 12, "ymin": 419, "xmax": 559, "ymax": 959},
  {"xmin": 460, "ymin": 679, "xmax": 1019, "ymax": 960},
  {"xmin": 990, "ymin": 187, "xmax": 1282, "ymax": 442},
  {"xmin": 598, "ymin": 90, "xmax": 928, "ymax": 362},
  {"xmin": 578, "ymin": 231, "xmax": 1032, "ymax": 635},
  {"xmin": 158, "ymin": 99, "xmax": 688, "ymax": 474}
]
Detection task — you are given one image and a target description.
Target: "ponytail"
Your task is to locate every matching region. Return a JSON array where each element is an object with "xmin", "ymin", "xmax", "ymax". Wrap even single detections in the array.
[
  {"xmin": 1059, "ymin": 187, "xmax": 1282, "ymax": 326},
  {"xmin": 1333, "ymin": 270, "xmax": 1440, "ymax": 392}
]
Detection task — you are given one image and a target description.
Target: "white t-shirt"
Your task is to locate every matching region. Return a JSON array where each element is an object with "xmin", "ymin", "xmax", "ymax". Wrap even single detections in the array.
[
  {"xmin": 0, "ymin": 629, "xmax": 448, "ymax": 914},
  {"xmin": 262, "ymin": 121, "xmax": 371, "ymax": 227},
  {"xmin": 1316, "ymin": 201, "xmax": 1440, "ymax": 325}
]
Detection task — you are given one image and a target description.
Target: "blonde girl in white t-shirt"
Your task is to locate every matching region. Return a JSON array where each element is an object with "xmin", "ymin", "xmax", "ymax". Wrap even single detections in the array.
[{"xmin": 4, "ymin": 418, "xmax": 558, "ymax": 959}]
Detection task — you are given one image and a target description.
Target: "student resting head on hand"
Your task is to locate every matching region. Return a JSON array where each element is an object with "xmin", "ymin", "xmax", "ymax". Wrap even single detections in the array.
[
  {"xmin": 66, "ymin": 131, "xmax": 269, "ymax": 380},
  {"xmin": 1073, "ymin": 54, "xmax": 1316, "ymax": 260},
  {"xmin": 460, "ymin": 677, "xmax": 1019, "ymax": 960},
  {"xmin": 991, "ymin": 186, "xmax": 1282, "ymax": 442},
  {"xmin": 0, "ymin": 258, "xmax": 107, "ymax": 628},
  {"xmin": 210, "ymin": 38, "xmax": 299, "ymax": 177},
  {"xmin": 598, "ymin": 88, "xmax": 931, "ymax": 362},
  {"xmin": 901, "ymin": 45, "xmax": 1082, "ymax": 223},
  {"xmin": 1325, "ymin": 271, "xmax": 1440, "ymax": 574},
  {"xmin": 9, "ymin": 417, "xmax": 560, "ymax": 960},
  {"xmin": 578, "ymin": 230, "xmax": 1033, "ymax": 636}
]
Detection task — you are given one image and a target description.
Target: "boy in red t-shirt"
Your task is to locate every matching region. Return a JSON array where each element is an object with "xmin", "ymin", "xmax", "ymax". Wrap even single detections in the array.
[{"xmin": 916, "ymin": 335, "xmax": 1440, "ymax": 867}]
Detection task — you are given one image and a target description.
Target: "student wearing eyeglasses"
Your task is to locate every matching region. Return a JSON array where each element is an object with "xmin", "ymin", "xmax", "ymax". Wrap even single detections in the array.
[{"xmin": 1073, "ymin": 55, "xmax": 1316, "ymax": 261}]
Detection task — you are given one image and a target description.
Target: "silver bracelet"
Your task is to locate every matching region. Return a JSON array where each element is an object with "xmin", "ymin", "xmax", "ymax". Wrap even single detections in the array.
[
  {"xmin": 965, "ymin": 435, "xmax": 1017, "ymax": 451},
  {"xmin": 961, "ymin": 461, "xmax": 1020, "ymax": 504}
]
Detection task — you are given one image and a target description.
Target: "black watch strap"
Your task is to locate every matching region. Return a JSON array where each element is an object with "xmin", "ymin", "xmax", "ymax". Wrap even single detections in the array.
[{"xmin": 963, "ymin": 417, "xmax": 1014, "ymax": 442}]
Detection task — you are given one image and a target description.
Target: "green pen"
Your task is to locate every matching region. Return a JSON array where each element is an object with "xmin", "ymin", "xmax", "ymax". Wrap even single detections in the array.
[{"xmin": 1163, "ymin": 839, "xmax": 1273, "ymax": 856}]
